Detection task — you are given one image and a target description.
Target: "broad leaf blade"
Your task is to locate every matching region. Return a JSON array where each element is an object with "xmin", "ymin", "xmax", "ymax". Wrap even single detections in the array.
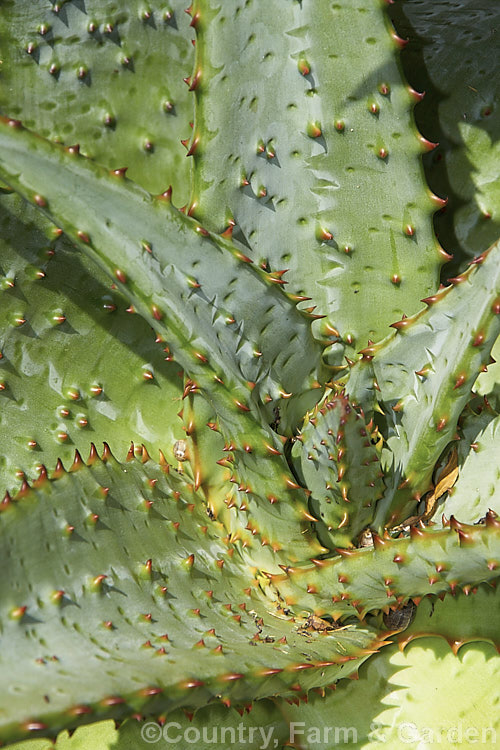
[
  {"xmin": 0, "ymin": 190, "xmax": 185, "ymax": 490},
  {"xmin": 189, "ymin": 0, "xmax": 444, "ymax": 359},
  {"xmin": 347, "ymin": 238, "xmax": 500, "ymax": 527},
  {"xmin": 0, "ymin": 452, "xmax": 380, "ymax": 743},
  {"xmin": 0, "ymin": 0, "xmax": 194, "ymax": 201},
  {"xmin": 0, "ymin": 117, "xmax": 328, "ymax": 564}
]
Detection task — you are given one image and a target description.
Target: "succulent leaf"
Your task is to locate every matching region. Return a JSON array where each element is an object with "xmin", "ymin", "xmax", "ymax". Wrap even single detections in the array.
[
  {"xmin": 291, "ymin": 391, "xmax": 384, "ymax": 549},
  {"xmin": 0, "ymin": 450, "xmax": 381, "ymax": 743},
  {"xmin": 188, "ymin": 0, "xmax": 444, "ymax": 359},
  {"xmin": 0, "ymin": 116, "xmax": 328, "ymax": 564},
  {"xmin": 0, "ymin": 117, "xmax": 327, "ymax": 425},
  {"xmin": 0, "ymin": 0, "xmax": 195, "ymax": 201},
  {"xmin": 111, "ymin": 704, "xmax": 290, "ymax": 750},
  {"xmin": 0, "ymin": 0, "xmax": 499, "ymax": 746},
  {"xmin": 28, "ymin": 590, "xmax": 500, "ymax": 750},
  {"xmin": 397, "ymin": 584, "xmax": 500, "ymax": 652},
  {"xmin": 266, "ymin": 515, "xmax": 500, "ymax": 619},
  {"xmin": 447, "ymin": 408, "xmax": 500, "ymax": 523},
  {"xmin": 8, "ymin": 704, "xmax": 289, "ymax": 750},
  {"xmin": 0, "ymin": 191, "xmax": 186, "ymax": 491},
  {"xmin": 474, "ymin": 334, "xmax": 500, "ymax": 410},
  {"xmin": 348, "ymin": 237, "xmax": 500, "ymax": 527}
]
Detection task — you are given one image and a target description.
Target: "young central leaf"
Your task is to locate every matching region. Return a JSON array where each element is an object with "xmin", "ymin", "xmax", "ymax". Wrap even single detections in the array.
[{"xmin": 292, "ymin": 392, "xmax": 384, "ymax": 548}]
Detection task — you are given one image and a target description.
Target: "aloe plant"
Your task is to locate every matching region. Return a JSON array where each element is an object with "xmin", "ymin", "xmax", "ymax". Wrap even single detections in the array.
[{"xmin": 0, "ymin": 0, "xmax": 499, "ymax": 748}]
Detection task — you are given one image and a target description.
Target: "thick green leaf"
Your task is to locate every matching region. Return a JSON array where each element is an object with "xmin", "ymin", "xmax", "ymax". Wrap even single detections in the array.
[
  {"xmin": 0, "ymin": 190, "xmax": 186, "ymax": 491},
  {"xmin": 264, "ymin": 516, "xmax": 500, "ymax": 619},
  {"xmin": 446, "ymin": 407, "xmax": 500, "ymax": 523},
  {"xmin": 291, "ymin": 392, "xmax": 384, "ymax": 549},
  {"xmin": 347, "ymin": 237, "xmax": 500, "ymax": 527},
  {"xmin": 474, "ymin": 334, "xmax": 500, "ymax": 409},
  {"xmin": 0, "ymin": 117, "xmax": 329, "ymax": 565},
  {"xmin": 120, "ymin": 703, "xmax": 290, "ymax": 750},
  {"xmin": 1, "ymin": 2, "xmax": 500, "ymax": 747},
  {"xmin": 0, "ymin": 0, "xmax": 194, "ymax": 202},
  {"xmin": 188, "ymin": 0, "xmax": 444, "ymax": 361},
  {"xmin": 397, "ymin": 584, "xmax": 500, "ymax": 652},
  {"xmin": 0, "ymin": 452, "xmax": 380, "ymax": 743}
]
